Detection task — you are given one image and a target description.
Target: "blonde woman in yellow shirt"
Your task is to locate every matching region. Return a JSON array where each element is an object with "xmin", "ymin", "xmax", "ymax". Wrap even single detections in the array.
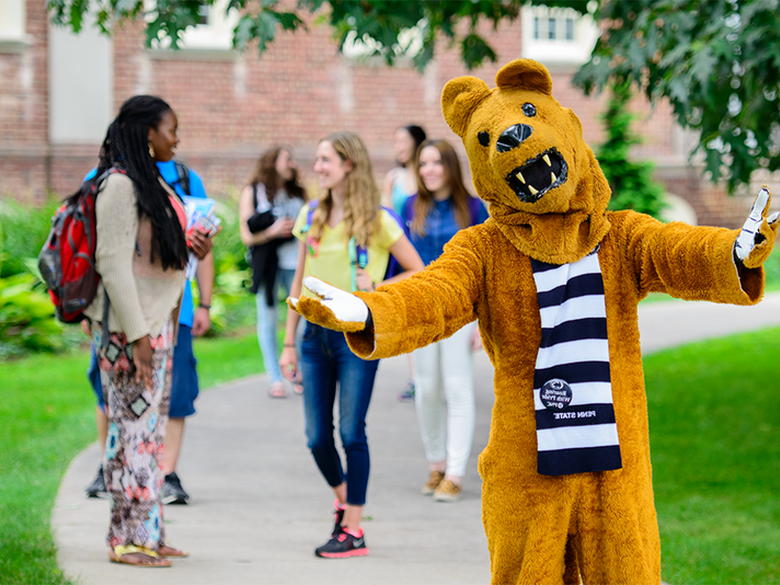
[{"xmin": 280, "ymin": 131, "xmax": 423, "ymax": 558}]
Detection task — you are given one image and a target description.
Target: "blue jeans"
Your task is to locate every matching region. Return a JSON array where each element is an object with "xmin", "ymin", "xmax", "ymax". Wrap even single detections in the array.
[
  {"xmin": 256, "ymin": 268, "xmax": 297, "ymax": 384},
  {"xmin": 300, "ymin": 323, "xmax": 379, "ymax": 506}
]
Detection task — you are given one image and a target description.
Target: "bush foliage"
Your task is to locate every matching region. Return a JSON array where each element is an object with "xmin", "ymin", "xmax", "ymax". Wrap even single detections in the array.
[
  {"xmin": 0, "ymin": 189, "xmax": 256, "ymax": 361},
  {"xmin": 193, "ymin": 193, "xmax": 255, "ymax": 336},
  {"xmin": 598, "ymin": 80, "xmax": 667, "ymax": 218},
  {"xmin": 0, "ymin": 273, "xmax": 66, "ymax": 360},
  {"xmin": 0, "ymin": 199, "xmax": 60, "ymax": 278}
]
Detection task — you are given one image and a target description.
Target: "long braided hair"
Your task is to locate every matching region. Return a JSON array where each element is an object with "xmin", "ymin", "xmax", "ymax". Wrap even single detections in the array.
[{"xmin": 79, "ymin": 95, "xmax": 188, "ymax": 271}]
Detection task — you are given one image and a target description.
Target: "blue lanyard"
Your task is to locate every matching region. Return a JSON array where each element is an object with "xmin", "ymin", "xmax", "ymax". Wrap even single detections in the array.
[{"xmin": 348, "ymin": 236, "xmax": 368, "ymax": 292}]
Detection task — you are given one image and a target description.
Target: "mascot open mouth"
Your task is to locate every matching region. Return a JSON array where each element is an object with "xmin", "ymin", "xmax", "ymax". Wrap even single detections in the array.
[{"xmin": 505, "ymin": 148, "xmax": 568, "ymax": 203}]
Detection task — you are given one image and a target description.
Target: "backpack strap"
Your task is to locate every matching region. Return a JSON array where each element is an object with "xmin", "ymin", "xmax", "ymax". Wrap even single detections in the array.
[
  {"xmin": 101, "ymin": 288, "xmax": 111, "ymax": 350},
  {"xmin": 173, "ymin": 161, "xmax": 191, "ymax": 196},
  {"xmin": 95, "ymin": 167, "xmax": 124, "ymax": 346},
  {"xmin": 351, "ymin": 206, "xmax": 409, "ymax": 288},
  {"xmin": 300, "ymin": 200, "xmax": 318, "ymax": 234},
  {"xmin": 91, "ymin": 166, "xmax": 119, "ymax": 193},
  {"xmin": 299, "ymin": 200, "xmax": 320, "ymax": 257}
]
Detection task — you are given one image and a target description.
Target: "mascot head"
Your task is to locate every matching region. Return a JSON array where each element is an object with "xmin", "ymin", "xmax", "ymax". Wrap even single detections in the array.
[{"xmin": 442, "ymin": 59, "xmax": 612, "ymax": 264}]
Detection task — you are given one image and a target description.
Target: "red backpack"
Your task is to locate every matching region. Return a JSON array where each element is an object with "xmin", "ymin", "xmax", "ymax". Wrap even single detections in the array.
[{"xmin": 38, "ymin": 168, "xmax": 124, "ymax": 323}]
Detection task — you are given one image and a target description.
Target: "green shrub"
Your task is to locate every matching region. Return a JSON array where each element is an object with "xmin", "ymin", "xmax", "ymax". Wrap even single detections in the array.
[
  {"xmin": 0, "ymin": 199, "xmax": 86, "ymax": 360},
  {"xmin": 598, "ymin": 80, "xmax": 667, "ymax": 219},
  {"xmin": 212, "ymin": 193, "xmax": 250, "ymax": 278},
  {"xmin": 198, "ymin": 193, "xmax": 256, "ymax": 336},
  {"xmin": 0, "ymin": 273, "xmax": 76, "ymax": 360},
  {"xmin": 0, "ymin": 199, "xmax": 60, "ymax": 278}
]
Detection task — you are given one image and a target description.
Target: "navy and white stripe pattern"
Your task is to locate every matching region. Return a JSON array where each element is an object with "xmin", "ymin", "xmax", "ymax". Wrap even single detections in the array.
[{"xmin": 531, "ymin": 249, "xmax": 622, "ymax": 476}]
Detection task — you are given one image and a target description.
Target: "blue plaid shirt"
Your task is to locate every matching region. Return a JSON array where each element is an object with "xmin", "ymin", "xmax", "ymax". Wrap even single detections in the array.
[{"xmin": 408, "ymin": 197, "xmax": 489, "ymax": 266}]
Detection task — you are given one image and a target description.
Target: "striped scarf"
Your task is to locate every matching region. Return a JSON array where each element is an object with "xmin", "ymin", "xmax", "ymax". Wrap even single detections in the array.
[{"xmin": 531, "ymin": 249, "xmax": 622, "ymax": 476}]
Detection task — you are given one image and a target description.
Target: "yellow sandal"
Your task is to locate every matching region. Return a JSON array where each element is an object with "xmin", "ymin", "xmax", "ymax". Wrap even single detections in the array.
[{"xmin": 108, "ymin": 544, "xmax": 172, "ymax": 567}]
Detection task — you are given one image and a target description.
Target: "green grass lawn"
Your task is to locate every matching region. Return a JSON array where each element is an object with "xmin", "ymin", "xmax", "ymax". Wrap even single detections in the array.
[
  {"xmin": 0, "ymin": 332, "xmax": 262, "ymax": 585},
  {"xmin": 646, "ymin": 327, "xmax": 780, "ymax": 585},
  {"xmin": 1, "ymin": 327, "xmax": 779, "ymax": 584}
]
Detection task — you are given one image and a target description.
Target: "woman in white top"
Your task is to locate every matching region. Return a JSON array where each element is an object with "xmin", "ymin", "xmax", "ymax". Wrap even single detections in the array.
[{"xmin": 239, "ymin": 147, "xmax": 307, "ymax": 398}]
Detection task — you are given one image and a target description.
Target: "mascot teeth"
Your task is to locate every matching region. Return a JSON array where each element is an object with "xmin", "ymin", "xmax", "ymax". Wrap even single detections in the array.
[{"xmin": 505, "ymin": 148, "xmax": 568, "ymax": 203}]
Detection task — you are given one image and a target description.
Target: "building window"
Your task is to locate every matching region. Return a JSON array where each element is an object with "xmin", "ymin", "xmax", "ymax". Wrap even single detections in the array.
[
  {"xmin": 521, "ymin": 5, "xmax": 599, "ymax": 67},
  {"xmin": 197, "ymin": 6, "xmax": 210, "ymax": 26},
  {"xmin": 0, "ymin": 0, "xmax": 28, "ymax": 52},
  {"xmin": 565, "ymin": 18, "xmax": 575, "ymax": 41}
]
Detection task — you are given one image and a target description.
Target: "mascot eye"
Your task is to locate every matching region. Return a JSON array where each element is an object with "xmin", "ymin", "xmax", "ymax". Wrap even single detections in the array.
[
  {"xmin": 522, "ymin": 103, "xmax": 537, "ymax": 117},
  {"xmin": 478, "ymin": 132, "xmax": 490, "ymax": 147}
]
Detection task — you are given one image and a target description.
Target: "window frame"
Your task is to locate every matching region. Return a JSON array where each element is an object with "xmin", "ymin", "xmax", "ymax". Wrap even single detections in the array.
[
  {"xmin": 0, "ymin": 0, "xmax": 29, "ymax": 54},
  {"xmin": 522, "ymin": 5, "xmax": 598, "ymax": 67}
]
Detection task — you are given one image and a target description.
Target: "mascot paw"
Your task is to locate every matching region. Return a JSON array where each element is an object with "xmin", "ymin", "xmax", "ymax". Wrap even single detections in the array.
[
  {"xmin": 734, "ymin": 186, "xmax": 779, "ymax": 269},
  {"xmin": 287, "ymin": 277, "xmax": 369, "ymax": 333}
]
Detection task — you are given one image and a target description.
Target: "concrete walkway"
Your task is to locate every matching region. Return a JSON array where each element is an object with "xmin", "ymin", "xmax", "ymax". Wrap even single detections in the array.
[{"xmin": 53, "ymin": 293, "xmax": 780, "ymax": 585}]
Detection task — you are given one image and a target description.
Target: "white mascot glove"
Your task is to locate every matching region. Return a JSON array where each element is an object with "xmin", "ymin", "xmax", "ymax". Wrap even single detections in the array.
[
  {"xmin": 734, "ymin": 186, "xmax": 780, "ymax": 268},
  {"xmin": 288, "ymin": 276, "xmax": 369, "ymax": 332}
]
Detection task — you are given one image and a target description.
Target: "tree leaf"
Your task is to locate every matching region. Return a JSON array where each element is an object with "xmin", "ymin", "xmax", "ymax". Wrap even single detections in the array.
[
  {"xmin": 460, "ymin": 33, "xmax": 497, "ymax": 71},
  {"xmin": 42, "ymin": 0, "xmax": 780, "ymax": 194}
]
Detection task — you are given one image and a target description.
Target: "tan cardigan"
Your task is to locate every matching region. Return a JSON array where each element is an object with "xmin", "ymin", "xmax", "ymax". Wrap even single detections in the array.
[{"xmin": 84, "ymin": 172, "xmax": 185, "ymax": 343}]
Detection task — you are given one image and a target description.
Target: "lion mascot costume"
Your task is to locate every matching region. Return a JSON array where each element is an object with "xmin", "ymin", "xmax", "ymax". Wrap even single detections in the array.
[{"xmin": 290, "ymin": 59, "xmax": 778, "ymax": 584}]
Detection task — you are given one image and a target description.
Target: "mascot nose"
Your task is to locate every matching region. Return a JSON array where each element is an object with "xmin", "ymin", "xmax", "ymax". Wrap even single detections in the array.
[{"xmin": 497, "ymin": 124, "xmax": 533, "ymax": 153}]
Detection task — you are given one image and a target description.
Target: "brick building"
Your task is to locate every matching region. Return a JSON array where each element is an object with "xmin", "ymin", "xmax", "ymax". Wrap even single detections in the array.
[{"xmin": 0, "ymin": 0, "xmax": 764, "ymax": 227}]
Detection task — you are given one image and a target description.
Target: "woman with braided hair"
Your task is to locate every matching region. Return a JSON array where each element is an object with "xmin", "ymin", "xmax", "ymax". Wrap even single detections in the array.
[{"xmin": 83, "ymin": 95, "xmax": 212, "ymax": 567}]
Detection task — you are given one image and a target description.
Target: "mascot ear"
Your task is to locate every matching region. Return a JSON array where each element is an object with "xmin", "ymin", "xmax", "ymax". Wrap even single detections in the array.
[
  {"xmin": 495, "ymin": 59, "xmax": 552, "ymax": 95},
  {"xmin": 442, "ymin": 76, "xmax": 492, "ymax": 138}
]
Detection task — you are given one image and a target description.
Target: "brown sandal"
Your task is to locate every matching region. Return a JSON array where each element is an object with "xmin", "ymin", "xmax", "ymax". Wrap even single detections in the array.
[
  {"xmin": 268, "ymin": 381, "xmax": 288, "ymax": 398},
  {"xmin": 108, "ymin": 545, "xmax": 172, "ymax": 567}
]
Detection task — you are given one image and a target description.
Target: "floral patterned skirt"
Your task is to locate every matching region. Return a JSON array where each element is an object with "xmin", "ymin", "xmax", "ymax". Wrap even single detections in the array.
[{"xmin": 93, "ymin": 319, "xmax": 174, "ymax": 551}]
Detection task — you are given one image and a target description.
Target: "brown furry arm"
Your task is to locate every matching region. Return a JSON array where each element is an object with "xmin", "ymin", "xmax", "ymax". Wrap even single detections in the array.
[
  {"xmin": 345, "ymin": 229, "xmax": 486, "ymax": 359},
  {"xmin": 615, "ymin": 210, "xmax": 764, "ymax": 304}
]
